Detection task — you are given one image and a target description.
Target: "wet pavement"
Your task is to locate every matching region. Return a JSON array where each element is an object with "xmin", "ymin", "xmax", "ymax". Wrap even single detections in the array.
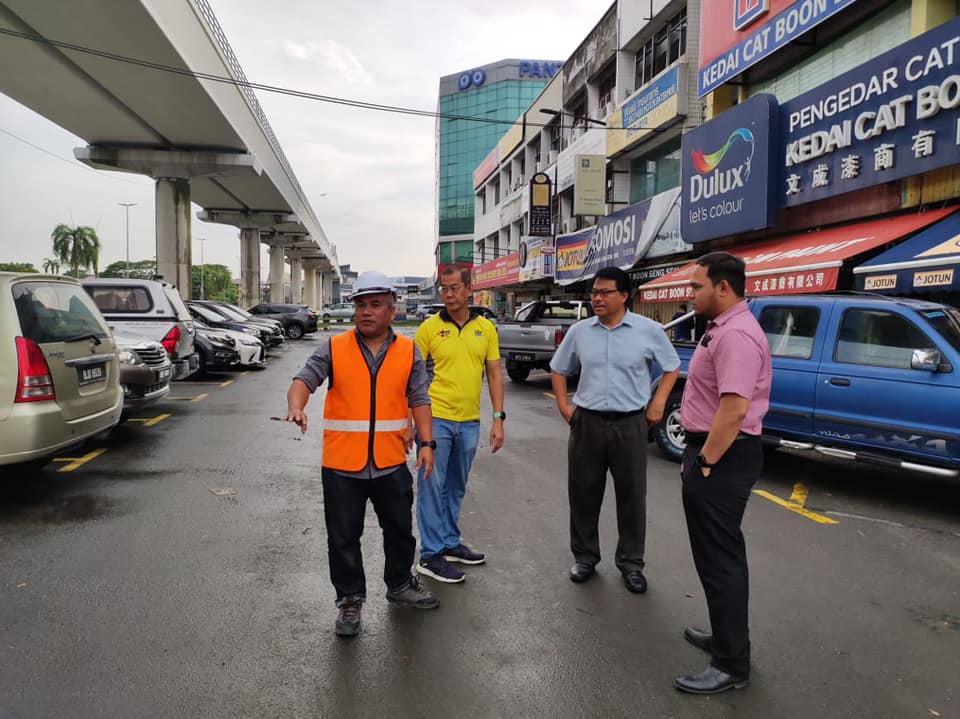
[{"xmin": 1, "ymin": 331, "xmax": 958, "ymax": 718}]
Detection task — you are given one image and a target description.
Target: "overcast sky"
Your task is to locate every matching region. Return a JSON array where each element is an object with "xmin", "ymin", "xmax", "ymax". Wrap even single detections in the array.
[{"xmin": 0, "ymin": 1, "xmax": 602, "ymax": 280}]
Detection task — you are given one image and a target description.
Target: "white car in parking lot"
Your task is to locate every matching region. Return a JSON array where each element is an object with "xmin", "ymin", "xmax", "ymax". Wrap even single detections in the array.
[{"xmin": 193, "ymin": 320, "xmax": 266, "ymax": 368}]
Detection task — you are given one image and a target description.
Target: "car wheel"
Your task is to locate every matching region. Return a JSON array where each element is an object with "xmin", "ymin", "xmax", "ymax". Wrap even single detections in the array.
[
  {"xmin": 507, "ymin": 367, "xmax": 530, "ymax": 383},
  {"xmin": 197, "ymin": 349, "xmax": 209, "ymax": 377},
  {"xmin": 654, "ymin": 392, "xmax": 685, "ymax": 462},
  {"xmin": 322, "ymin": 313, "xmax": 331, "ymax": 321},
  {"xmin": 286, "ymin": 323, "xmax": 304, "ymax": 339}
]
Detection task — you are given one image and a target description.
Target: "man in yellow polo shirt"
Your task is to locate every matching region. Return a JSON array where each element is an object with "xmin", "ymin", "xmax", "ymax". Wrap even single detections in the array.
[{"xmin": 414, "ymin": 266, "xmax": 505, "ymax": 583}]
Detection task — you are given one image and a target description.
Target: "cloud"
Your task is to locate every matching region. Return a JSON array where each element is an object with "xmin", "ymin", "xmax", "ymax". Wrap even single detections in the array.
[{"xmin": 282, "ymin": 39, "xmax": 374, "ymax": 85}]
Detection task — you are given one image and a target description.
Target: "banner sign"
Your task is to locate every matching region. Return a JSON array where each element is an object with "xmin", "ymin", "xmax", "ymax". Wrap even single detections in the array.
[
  {"xmin": 473, "ymin": 146, "xmax": 499, "ymax": 189},
  {"xmin": 607, "ymin": 65, "xmax": 685, "ymax": 156},
  {"xmin": 518, "ymin": 236, "xmax": 555, "ymax": 282},
  {"xmin": 780, "ymin": 16, "xmax": 960, "ymax": 207},
  {"xmin": 557, "ymin": 127, "xmax": 606, "ymax": 191},
  {"xmin": 528, "ymin": 172, "xmax": 553, "ymax": 236},
  {"xmin": 681, "ymin": 94, "xmax": 778, "ymax": 243},
  {"xmin": 555, "ymin": 188, "xmax": 686, "ymax": 285},
  {"xmin": 698, "ymin": 0, "xmax": 858, "ymax": 97},
  {"xmin": 473, "ymin": 253, "xmax": 520, "ymax": 289}
]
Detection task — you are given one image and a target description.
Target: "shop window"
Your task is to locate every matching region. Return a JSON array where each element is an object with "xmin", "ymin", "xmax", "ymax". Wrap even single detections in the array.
[
  {"xmin": 629, "ymin": 137, "xmax": 682, "ymax": 204},
  {"xmin": 635, "ymin": 8, "xmax": 686, "ymax": 89}
]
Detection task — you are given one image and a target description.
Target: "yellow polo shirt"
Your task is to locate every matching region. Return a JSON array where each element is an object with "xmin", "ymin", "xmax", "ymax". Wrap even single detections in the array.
[{"xmin": 415, "ymin": 310, "xmax": 500, "ymax": 422}]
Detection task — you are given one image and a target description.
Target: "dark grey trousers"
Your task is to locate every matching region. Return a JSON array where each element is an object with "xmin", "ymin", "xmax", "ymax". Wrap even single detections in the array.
[{"xmin": 567, "ymin": 407, "xmax": 648, "ymax": 572}]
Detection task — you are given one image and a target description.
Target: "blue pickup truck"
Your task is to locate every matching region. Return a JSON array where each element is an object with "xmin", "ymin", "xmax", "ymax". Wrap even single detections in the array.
[{"xmin": 652, "ymin": 293, "xmax": 960, "ymax": 479}]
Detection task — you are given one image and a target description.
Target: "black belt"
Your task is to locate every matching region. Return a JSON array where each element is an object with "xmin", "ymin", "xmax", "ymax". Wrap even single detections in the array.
[
  {"xmin": 581, "ymin": 407, "xmax": 645, "ymax": 421},
  {"xmin": 684, "ymin": 431, "xmax": 757, "ymax": 443}
]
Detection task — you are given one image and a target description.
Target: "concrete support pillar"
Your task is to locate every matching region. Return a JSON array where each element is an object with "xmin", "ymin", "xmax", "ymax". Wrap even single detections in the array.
[
  {"xmin": 316, "ymin": 271, "xmax": 325, "ymax": 310},
  {"xmin": 269, "ymin": 245, "xmax": 286, "ymax": 302},
  {"xmin": 290, "ymin": 257, "xmax": 302, "ymax": 304},
  {"xmin": 302, "ymin": 267, "xmax": 317, "ymax": 309},
  {"xmin": 239, "ymin": 227, "xmax": 260, "ymax": 309},
  {"xmin": 322, "ymin": 271, "xmax": 335, "ymax": 305},
  {"xmin": 155, "ymin": 178, "xmax": 192, "ymax": 297}
]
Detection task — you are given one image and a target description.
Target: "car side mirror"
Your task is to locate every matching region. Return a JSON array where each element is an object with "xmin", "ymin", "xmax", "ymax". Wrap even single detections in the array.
[{"xmin": 910, "ymin": 348, "xmax": 941, "ymax": 372}]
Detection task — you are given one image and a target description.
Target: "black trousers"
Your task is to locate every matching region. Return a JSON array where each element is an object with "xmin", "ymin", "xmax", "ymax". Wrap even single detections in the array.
[
  {"xmin": 681, "ymin": 435, "xmax": 763, "ymax": 678},
  {"xmin": 568, "ymin": 408, "xmax": 648, "ymax": 573},
  {"xmin": 321, "ymin": 465, "xmax": 416, "ymax": 604}
]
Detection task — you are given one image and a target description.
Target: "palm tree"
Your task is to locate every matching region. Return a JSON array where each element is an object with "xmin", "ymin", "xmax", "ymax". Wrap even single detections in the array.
[
  {"xmin": 42, "ymin": 257, "xmax": 61, "ymax": 275},
  {"xmin": 51, "ymin": 224, "xmax": 101, "ymax": 278}
]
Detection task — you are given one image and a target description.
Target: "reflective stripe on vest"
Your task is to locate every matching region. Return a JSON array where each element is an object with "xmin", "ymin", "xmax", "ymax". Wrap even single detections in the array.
[{"xmin": 322, "ymin": 331, "xmax": 413, "ymax": 472}]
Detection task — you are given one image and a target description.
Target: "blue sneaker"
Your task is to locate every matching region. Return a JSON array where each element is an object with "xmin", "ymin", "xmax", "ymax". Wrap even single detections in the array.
[
  {"xmin": 416, "ymin": 555, "xmax": 465, "ymax": 583},
  {"xmin": 442, "ymin": 543, "xmax": 486, "ymax": 565}
]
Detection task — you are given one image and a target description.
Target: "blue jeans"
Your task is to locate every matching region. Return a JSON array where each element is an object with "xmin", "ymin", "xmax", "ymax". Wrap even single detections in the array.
[{"xmin": 417, "ymin": 418, "xmax": 480, "ymax": 559}]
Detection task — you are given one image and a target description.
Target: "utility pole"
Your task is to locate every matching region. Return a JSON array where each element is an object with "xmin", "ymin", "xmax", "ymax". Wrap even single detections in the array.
[
  {"xmin": 118, "ymin": 202, "xmax": 136, "ymax": 277},
  {"xmin": 197, "ymin": 237, "xmax": 207, "ymax": 299}
]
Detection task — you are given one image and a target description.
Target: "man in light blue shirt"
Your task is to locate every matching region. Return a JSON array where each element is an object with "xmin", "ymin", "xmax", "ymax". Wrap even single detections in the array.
[{"xmin": 550, "ymin": 267, "xmax": 680, "ymax": 593}]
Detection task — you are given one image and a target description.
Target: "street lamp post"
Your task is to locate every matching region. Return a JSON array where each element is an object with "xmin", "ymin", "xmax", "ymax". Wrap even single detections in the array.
[{"xmin": 118, "ymin": 202, "xmax": 136, "ymax": 277}]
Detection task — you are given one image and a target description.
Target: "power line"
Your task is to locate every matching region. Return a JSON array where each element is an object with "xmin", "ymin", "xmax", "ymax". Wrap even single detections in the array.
[
  {"xmin": 0, "ymin": 126, "xmax": 152, "ymax": 187},
  {"xmin": 0, "ymin": 26, "xmax": 619, "ymax": 132}
]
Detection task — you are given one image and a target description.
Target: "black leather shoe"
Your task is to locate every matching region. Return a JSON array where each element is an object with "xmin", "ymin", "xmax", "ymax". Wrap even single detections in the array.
[
  {"xmin": 569, "ymin": 563, "xmax": 596, "ymax": 583},
  {"xmin": 675, "ymin": 665, "xmax": 749, "ymax": 695},
  {"xmin": 683, "ymin": 626, "xmax": 712, "ymax": 653},
  {"xmin": 622, "ymin": 570, "xmax": 647, "ymax": 594}
]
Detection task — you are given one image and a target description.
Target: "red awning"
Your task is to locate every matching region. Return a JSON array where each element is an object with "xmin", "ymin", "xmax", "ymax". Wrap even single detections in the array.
[{"xmin": 638, "ymin": 208, "xmax": 957, "ymax": 303}]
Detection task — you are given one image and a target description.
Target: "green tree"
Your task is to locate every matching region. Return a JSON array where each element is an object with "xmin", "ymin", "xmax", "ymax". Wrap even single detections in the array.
[
  {"xmin": 51, "ymin": 224, "xmax": 101, "ymax": 278},
  {"xmin": 191, "ymin": 264, "xmax": 237, "ymax": 303},
  {"xmin": 101, "ymin": 259, "xmax": 157, "ymax": 279},
  {"xmin": 0, "ymin": 262, "xmax": 38, "ymax": 273},
  {"xmin": 42, "ymin": 257, "xmax": 61, "ymax": 274}
]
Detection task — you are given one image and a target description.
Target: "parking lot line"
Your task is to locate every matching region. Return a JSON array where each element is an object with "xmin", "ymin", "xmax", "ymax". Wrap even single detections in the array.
[
  {"xmin": 190, "ymin": 393, "xmax": 208, "ymax": 403},
  {"xmin": 219, "ymin": 379, "xmax": 233, "ymax": 387},
  {"xmin": 753, "ymin": 482, "xmax": 839, "ymax": 524},
  {"xmin": 142, "ymin": 413, "xmax": 171, "ymax": 427},
  {"xmin": 54, "ymin": 448, "xmax": 108, "ymax": 472}
]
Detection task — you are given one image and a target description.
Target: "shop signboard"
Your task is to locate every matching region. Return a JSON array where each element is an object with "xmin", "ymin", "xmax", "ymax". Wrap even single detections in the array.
[
  {"xmin": 607, "ymin": 65, "xmax": 685, "ymax": 156},
  {"xmin": 518, "ymin": 236, "xmax": 555, "ymax": 282},
  {"xmin": 698, "ymin": 0, "xmax": 858, "ymax": 97},
  {"xmin": 528, "ymin": 172, "xmax": 553, "ymax": 236},
  {"xmin": 780, "ymin": 16, "xmax": 960, "ymax": 207},
  {"xmin": 473, "ymin": 253, "xmax": 520, "ymax": 289},
  {"xmin": 680, "ymin": 94, "xmax": 778, "ymax": 243}
]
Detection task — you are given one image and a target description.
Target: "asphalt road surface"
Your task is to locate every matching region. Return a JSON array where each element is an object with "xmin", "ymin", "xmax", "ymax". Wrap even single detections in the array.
[{"xmin": 1, "ymin": 331, "xmax": 958, "ymax": 719}]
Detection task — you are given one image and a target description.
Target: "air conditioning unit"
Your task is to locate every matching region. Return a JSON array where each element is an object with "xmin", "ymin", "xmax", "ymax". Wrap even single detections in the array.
[{"xmin": 561, "ymin": 219, "xmax": 577, "ymax": 234}]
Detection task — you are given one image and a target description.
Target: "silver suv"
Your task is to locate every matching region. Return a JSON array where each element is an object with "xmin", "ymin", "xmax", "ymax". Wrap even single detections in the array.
[
  {"xmin": 0, "ymin": 272, "xmax": 123, "ymax": 467},
  {"xmin": 82, "ymin": 278, "xmax": 199, "ymax": 380}
]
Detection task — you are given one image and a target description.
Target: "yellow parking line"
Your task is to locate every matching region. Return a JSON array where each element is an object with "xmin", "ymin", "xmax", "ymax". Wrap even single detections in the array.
[
  {"xmin": 544, "ymin": 392, "xmax": 555, "ymax": 399},
  {"xmin": 143, "ymin": 413, "xmax": 171, "ymax": 427},
  {"xmin": 241, "ymin": 370, "xmax": 250, "ymax": 376},
  {"xmin": 54, "ymin": 448, "xmax": 107, "ymax": 472},
  {"xmin": 190, "ymin": 393, "xmax": 208, "ymax": 403},
  {"xmin": 753, "ymin": 482, "xmax": 839, "ymax": 524},
  {"xmin": 220, "ymin": 379, "xmax": 233, "ymax": 388}
]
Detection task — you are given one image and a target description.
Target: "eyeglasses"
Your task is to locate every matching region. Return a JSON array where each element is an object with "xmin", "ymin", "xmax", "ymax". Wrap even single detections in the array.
[
  {"xmin": 438, "ymin": 284, "xmax": 463, "ymax": 294},
  {"xmin": 590, "ymin": 288, "xmax": 623, "ymax": 298}
]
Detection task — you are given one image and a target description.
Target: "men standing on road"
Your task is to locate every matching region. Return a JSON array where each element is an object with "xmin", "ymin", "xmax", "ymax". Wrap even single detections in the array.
[
  {"xmin": 675, "ymin": 252, "xmax": 771, "ymax": 695},
  {"xmin": 284, "ymin": 271, "xmax": 439, "ymax": 638},
  {"xmin": 414, "ymin": 265, "xmax": 504, "ymax": 584},
  {"xmin": 549, "ymin": 267, "xmax": 680, "ymax": 594}
]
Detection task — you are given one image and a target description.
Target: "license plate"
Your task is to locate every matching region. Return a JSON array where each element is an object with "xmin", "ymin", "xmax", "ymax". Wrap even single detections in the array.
[
  {"xmin": 78, "ymin": 363, "xmax": 106, "ymax": 386},
  {"xmin": 513, "ymin": 353, "xmax": 534, "ymax": 362},
  {"xmin": 158, "ymin": 367, "xmax": 171, "ymax": 381}
]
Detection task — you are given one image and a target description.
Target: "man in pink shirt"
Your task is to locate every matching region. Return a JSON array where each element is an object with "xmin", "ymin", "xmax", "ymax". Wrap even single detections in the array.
[{"xmin": 675, "ymin": 252, "xmax": 772, "ymax": 696}]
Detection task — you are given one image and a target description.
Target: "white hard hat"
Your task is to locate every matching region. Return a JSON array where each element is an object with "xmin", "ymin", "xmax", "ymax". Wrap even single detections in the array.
[{"xmin": 350, "ymin": 271, "xmax": 396, "ymax": 300}]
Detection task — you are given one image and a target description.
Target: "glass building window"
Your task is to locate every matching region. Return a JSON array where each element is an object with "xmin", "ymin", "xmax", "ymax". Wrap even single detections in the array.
[
  {"xmin": 629, "ymin": 137, "xmax": 682, "ymax": 204},
  {"xmin": 635, "ymin": 8, "xmax": 686, "ymax": 89}
]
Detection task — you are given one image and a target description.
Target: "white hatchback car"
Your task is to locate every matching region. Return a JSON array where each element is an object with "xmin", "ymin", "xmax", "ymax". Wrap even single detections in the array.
[{"xmin": 1, "ymin": 273, "xmax": 123, "ymax": 468}]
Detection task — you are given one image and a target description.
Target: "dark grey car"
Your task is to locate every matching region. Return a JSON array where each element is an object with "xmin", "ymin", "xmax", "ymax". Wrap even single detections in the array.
[{"xmin": 247, "ymin": 303, "xmax": 318, "ymax": 339}]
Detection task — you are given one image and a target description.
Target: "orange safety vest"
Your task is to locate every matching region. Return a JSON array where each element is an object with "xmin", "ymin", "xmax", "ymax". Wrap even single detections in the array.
[{"xmin": 322, "ymin": 331, "xmax": 413, "ymax": 472}]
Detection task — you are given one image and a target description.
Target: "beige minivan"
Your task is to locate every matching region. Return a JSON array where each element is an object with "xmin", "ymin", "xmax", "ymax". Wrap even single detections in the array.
[{"xmin": 0, "ymin": 272, "xmax": 122, "ymax": 468}]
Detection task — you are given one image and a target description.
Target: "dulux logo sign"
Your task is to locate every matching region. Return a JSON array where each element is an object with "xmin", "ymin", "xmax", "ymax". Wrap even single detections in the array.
[
  {"xmin": 680, "ymin": 93, "xmax": 778, "ymax": 244},
  {"xmin": 689, "ymin": 128, "xmax": 754, "ymax": 203}
]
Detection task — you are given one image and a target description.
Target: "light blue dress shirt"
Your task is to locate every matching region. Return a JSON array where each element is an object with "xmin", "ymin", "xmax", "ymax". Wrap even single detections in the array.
[{"xmin": 549, "ymin": 311, "xmax": 681, "ymax": 412}]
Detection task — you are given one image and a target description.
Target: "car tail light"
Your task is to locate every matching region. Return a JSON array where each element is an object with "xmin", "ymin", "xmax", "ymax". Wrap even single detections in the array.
[
  {"xmin": 554, "ymin": 328, "xmax": 566, "ymax": 347},
  {"xmin": 161, "ymin": 326, "xmax": 181, "ymax": 356},
  {"xmin": 306, "ymin": 311, "xmax": 316, "ymax": 319},
  {"xmin": 15, "ymin": 336, "xmax": 55, "ymax": 403}
]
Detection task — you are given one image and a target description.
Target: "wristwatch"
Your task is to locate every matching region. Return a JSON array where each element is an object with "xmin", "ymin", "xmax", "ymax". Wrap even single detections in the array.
[
  {"xmin": 493, "ymin": 411, "xmax": 506, "ymax": 421},
  {"xmin": 422, "ymin": 440, "xmax": 437, "ymax": 450},
  {"xmin": 696, "ymin": 453, "xmax": 716, "ymax": 469}
]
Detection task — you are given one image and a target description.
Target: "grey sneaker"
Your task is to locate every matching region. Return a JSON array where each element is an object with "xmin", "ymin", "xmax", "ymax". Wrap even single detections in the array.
[
  {"xmin": 335, "ymin": 597, "xmax": 363, "ymax": 636},
  {"xmin": 385, "ymin": 576, "xmax": 440, "ymax": 609}
]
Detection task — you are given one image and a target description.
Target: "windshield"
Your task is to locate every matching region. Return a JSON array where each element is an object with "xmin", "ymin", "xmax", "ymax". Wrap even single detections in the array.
[
  {"xmin": 190, "ymin": 304, "xmax": 226, "ymax": 323},
  {"xmin": 213, "ymin": 304, "xmax": 248, "ymax": 321},
  {"xmin": 920, "ymin": 308, "xmax": 960, "ymax": 354},
  {"xmin": 14, "ymin": 281, "xmax": 110, "ymax": 343}
]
